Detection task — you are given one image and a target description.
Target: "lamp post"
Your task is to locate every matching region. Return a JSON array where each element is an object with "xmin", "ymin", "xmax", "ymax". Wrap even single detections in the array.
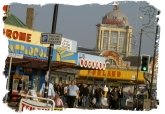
[
  {"xmin": 44, "ymin": 4, "xmax": 59, "ymax": 98},
  {"xmin": 133, "ymin": 28, "xmax": 143, "ymax": 109},
  {"xmin": 149, "ymin": 25, "xmax": 159, "ymax": 99},
  {"xmin": 148, "ymin": 11, "xmax": 160, "ymax": 109}
]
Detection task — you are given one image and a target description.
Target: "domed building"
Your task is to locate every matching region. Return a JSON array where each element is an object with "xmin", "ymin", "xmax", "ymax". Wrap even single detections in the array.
[{"xmin": 96, "ymin": 3, "xmax": 133, "ymax": 57}]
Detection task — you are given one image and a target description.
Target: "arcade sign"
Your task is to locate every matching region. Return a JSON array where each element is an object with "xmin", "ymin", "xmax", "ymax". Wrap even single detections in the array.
[
  {"xmin": 78, "ymin": 53, "xmax": 106, "ymax": 70},
  {"xmin": 79, "ymin": 58, "xmax": 106, "ymax": 70},
  {"xmin": 3, "ymin": 28, "xmax": 32, "ymax": 43}
]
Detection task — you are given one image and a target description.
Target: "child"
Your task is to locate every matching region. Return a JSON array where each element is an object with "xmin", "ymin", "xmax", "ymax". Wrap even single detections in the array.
[{"xmin": 54, "ymin": 95, "xmax": 64, "ymax": 108}]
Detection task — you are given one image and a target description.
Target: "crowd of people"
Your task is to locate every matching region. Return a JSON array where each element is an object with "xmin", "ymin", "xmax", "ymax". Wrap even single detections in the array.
[{"xmin": 39, "ymin": 80, "xmax": 146, "ymax": 110}]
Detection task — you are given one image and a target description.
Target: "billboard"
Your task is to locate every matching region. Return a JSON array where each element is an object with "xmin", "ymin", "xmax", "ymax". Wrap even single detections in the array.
[
  {"xmin": 4, "ymin": 24, "xmax": 49, "ymax": 47},
  {"xmin": 53, "ymin": 49, "xmax": 77, "ymax": 64},
  {"xmin": 8, "ymin": 40, "xmax": 48, "ymax": 60},
  {"xmin": 54, "ymin": 37, "xmax": 77, "ymax": 53}
]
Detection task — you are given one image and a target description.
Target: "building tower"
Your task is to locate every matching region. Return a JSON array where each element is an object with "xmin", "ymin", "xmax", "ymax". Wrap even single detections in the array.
[{"xmin": 96, "ymin": 2, "xmax": 133, "ymax": 57}]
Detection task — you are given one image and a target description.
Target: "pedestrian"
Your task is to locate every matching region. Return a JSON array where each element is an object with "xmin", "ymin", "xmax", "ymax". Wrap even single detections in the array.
[
  {"xmin": 95, "ymin": 85, "xmax": 102, "ymax": 108},
  {"xmin": 63, "ymin": 83, "xmax": 68, "ymax": 105},
  {"xmin": 82, "ymin": 84, "xmax": 89, "ymax": 108},
  {"xmin": 78, "ymin": 83, "xmax": 84, "ymax": 106},
  {"xmin": 54, "ymin": 94, "xmax": 64, "ymax": 108},
  {"xmin": 39, "ymin": 81, "xmax": 55, "ymax": 99},
  {"xmin": 118, "ymin": 87, "xmax": 123, "ymax": 109},
  {"xmin": 111, "ymin": 87, "xmax": 119, "ymax": 109},
  {"xmin": 67, "ymin": 80, "xmax": 79, "ymax": 108}
]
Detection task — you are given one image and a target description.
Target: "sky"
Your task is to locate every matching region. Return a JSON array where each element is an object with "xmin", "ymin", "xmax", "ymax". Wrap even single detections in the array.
[
  {"xmin": 0, "ymin": 0, "xmax": 165, "ymax": 114},
  {"xmin": 9, "ymin": 1, "xmax": 158, "ymax": 56}
]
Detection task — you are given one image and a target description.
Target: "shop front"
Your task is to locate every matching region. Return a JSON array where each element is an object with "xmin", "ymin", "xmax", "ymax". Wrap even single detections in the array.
[
  {"xmin": 4, "ymin": 21, "xmax": 79, "ymax": 93},
  {"xmin": 3, "ymin": 23, "xmax": 51, "ymax": 99}
]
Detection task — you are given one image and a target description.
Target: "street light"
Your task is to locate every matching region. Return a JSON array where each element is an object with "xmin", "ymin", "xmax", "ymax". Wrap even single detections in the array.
[
  {"xmin": 149, "ymin": 10, "xmax": 160, "ymax": 100},
  {"xmin": 133, "ymin": 9, "xmax": 160, "ymax": 109},
  {"xmin": 44, "ymin": 4, "xmax": 59, "ymax": 98},
  {"xmin": 133, "ymin": 28, "xmax": 143, "ymax": 109},
  {"xmin": 149, "ymin": 24, "xmax": 159, "ymax": 99}
]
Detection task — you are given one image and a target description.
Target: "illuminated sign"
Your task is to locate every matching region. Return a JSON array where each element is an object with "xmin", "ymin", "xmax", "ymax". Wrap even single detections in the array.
[
  {"xmin": 79, "ymin": 69, "xmax": 144, "ymax": 82},
  {"xmin": 77, "ymin": 53, "xmax": 106, "ymax": 70},
  {"xmin": 88, "ymin": 70, "xmax": 121, "ymax": 78},
  {"xmin": 3, "ymin": 28, "xmax": 32, "ymax": 43},
  {"xmin": 79, "ymin": 58, "xmax": 106, "ymax": 70}
]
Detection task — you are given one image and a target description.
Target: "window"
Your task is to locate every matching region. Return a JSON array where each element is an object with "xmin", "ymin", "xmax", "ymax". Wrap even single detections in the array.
[
  {"xmin": 106, "ymin": 59, "xmax": 117, "ymax": 68},
  {"xmin": 119, "ymin": 32, "xmax": 126, "ymax": 54},
  {"xmin": 103, "ymin": 30, "xmax": 109, "ymax": 49},
  {"xmin": 110, "ymin": 31, "xmax": 118, "ymax": 51}
]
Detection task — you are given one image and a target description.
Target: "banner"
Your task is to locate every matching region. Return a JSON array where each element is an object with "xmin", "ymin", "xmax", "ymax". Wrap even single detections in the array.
[
  {"xmin": 19, "ymin": 99, "xmax": 53, "ymax": 112},
  {"xmin": 9, "ymin": 40, "xmax": 48, "ymax": 60}
]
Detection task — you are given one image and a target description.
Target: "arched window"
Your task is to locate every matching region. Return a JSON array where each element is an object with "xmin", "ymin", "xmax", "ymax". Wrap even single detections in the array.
[{"xmin": 105, "ymin": 59, "xmax": 117, "ymax": 68}]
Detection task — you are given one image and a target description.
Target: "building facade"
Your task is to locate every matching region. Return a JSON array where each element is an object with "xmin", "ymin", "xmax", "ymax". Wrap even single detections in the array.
[{"xmin": 96, "ymin": 4, "xmax": 133, "ymax": 57}]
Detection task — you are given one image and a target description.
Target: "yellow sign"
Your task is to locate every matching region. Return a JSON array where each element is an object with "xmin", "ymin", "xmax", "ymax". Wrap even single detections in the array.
[
  {"xmin": 3, "ymin": 24, "xmax": 49, "ymax": 47},
  {"xmin": 79, "ymin": 69, "xmax": 144, "ymax": 82}
]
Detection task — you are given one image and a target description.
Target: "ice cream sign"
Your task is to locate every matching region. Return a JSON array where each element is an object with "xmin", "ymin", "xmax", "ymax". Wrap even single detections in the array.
[{"xmin": 77, "ymin": 53, "xmax": 106, "ymax": 70}]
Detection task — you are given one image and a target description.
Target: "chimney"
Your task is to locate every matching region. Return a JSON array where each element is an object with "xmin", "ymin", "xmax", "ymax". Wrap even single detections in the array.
[{"xmin": 26, "ymin": 8, "xmax": 34, "ymax": 29}]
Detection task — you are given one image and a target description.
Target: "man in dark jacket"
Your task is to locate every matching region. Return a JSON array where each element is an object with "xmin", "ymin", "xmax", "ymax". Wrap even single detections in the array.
[{"xmin": 82, "ymin": 84, "xmax": 89, "ymax": 108}]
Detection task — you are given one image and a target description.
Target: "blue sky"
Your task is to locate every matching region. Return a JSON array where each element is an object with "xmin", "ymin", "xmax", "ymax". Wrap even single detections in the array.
[{"xmin": 9, "ymin": 1, "xmax": 159, "ymax": 56}]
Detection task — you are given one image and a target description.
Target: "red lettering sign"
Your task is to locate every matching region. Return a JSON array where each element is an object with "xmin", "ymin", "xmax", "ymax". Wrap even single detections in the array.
[
  {"xmin": 79, "ymin": 58, "xmax": 106, "ymax": 70},
  {"xmin": 97, "ymin": 70, "xmax": 101, "ymax": 75},
  {"xmin": 117, "ymin": 71, "xmax": 121, "ymax": 77},
  {"xmin": 3, "ymin": 29, "xmax": 32, "ymax": 43},
  {"xmin": 87, "ymin": 70, "xmax": 122, "ymax": 79},
  {"xmin": 107, "ymin": 71, "xmax": 111, "ymax": 76},
  {"xmin": 112, "ymin": 71, "xmax": 116, "ymax": 77}
]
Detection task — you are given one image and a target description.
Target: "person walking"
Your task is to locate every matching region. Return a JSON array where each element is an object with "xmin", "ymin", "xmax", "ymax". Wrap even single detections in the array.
[
  {"xmin": 118, "ymin": 87, "xmax": 123, "ymax": 109},
  {"xmin": 67, "ymin": 80, "xmax": 79, "ymax": 108},
  {"xmin": 82, "ymin": 84, "xmax": 89, "ymax": 108},
  {"xmin": 95, "ymin": 85, "xmax": 102, "ymax": 108},
  {"xmin": 39, "ymin": 81, "xmax": 55, "ymax": 99},
  {"xmin": 111, "ymin": 87, "xmax": 119, "ymax": 109}
]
